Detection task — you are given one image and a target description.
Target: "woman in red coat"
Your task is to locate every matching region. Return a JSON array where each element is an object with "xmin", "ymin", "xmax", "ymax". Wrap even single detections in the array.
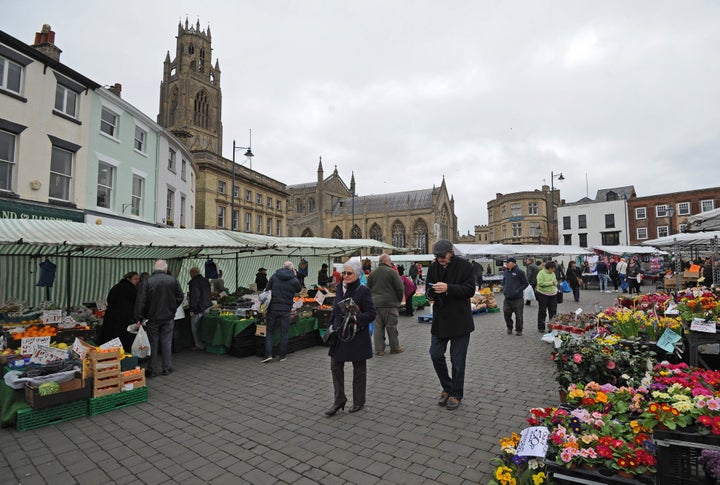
[{"xmin": 325, "ymin": 261, "xmax": 377, "ymax": 415}]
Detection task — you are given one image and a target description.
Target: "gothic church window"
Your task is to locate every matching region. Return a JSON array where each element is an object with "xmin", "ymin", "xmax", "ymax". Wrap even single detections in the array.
[
  {"xmin": 302, "ymin": 228, "xmax": 313, "ymax": 237},
  {"xmin": 369, "ymin": 224, "xmax": 383, "ymax": 255},
  {"xmin": 351, "ymin": 225, "xmax": 362, "ymax": 239},
  {"xmin": 199, "ymin": 49, "xmax": 205, "ymax": 72},
  {"xmin": 193, "ymin": 91, "xmax": 209, "ymax": 129},
  {"xmin": 332, "ymin": 226, "xmax": 343, "ymax": 239},
  {"xmin": 413, "ymin": 219, "xmax": 428, "ymax": 254},
  {"xmin": 308, "ymin": 197, "xmax": 316, "ymax": 212},
  {"xmin": 392, "ymin": 221, "xmax": 406, "ymax": 248}
]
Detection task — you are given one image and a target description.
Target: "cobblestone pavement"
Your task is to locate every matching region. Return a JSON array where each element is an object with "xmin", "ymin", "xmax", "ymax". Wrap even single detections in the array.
[{"xmin": 1, "ymin": 289, "xmax": 625, "ymax": 484}]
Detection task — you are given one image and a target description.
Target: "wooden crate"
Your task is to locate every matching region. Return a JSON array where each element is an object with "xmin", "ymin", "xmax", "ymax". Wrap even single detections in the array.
[
  {"xmin": 93, "ymin": 374, "xmax": 122, "ymax": 398},
  {"xmin": 121, "ymin": 368, "xmax": 146, "ymax": 390}
]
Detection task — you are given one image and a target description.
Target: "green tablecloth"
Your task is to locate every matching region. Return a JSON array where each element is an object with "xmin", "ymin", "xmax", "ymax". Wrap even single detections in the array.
[
  {"xmin": 266, "ymin": 317, "xmax": 318, "ymax": 341},
  {"xmin": 197, "ymin": 314, "xmax": 258, "ymax": 348},
  {"xmin": 1, "ymin": 367, "xmax": 29, "ymax": 427}
]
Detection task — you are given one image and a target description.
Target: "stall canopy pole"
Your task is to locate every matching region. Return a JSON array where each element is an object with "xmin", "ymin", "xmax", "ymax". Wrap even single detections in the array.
[
  {"xmin": 66, "ymin": 252, "xmax": 72, "ymax": 313},
  {"xmin": 674, "ymin": 237, "xmax": 683, "ymax": 294},
  {"xmin": 235, "ymin": 252, "xmax": 239, "ymax": 292}
]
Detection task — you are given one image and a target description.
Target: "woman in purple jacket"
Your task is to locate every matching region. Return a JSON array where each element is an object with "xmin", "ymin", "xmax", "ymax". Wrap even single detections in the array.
[{"xmin": 325, "ymin": 261, "xmax": 377, "ymax": 416}]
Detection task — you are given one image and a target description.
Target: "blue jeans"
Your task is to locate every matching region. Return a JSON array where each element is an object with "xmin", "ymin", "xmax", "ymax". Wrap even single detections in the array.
[
  {"xmin": 429, "ymin": 333, "xmax": 470, "ymax": 400},
  {"xmin": 265, "ymin": 310, "xmax": 291, "ymax": 358},
  {"xmin": 598, "ymin": 274, "xmax": 610, "ymax": 291},
  {"xmin": 619, "ymin": 274, "xmax": 628, "ymax": 292}
]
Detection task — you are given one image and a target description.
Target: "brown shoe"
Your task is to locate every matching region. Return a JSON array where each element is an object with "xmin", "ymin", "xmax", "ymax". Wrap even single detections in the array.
[
  {"xmin": 375, "ymin": 351, "xmax": 385, "ymax": 356},
  {"xmin": 390, "ymin": 347, "xmax": 405, "ymax": 354},
  {"xmin": 437, "ymin": 391, "xmax": 450, "ymax": 406},
  {"xmin": 446, "ymin": 396, "xmax": 461, "ymax": 410}
]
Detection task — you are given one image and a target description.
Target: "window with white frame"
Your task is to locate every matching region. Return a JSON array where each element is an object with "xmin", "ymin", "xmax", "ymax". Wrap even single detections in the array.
[
  {"xmin": 256, "ymin": 193, "xmax": 262, "ymax": 205},
  {"xmin": 181, "ymin": 159, "xmax": 187, "ymax": 181},
  {"xmin": 657, "ymin": 226, "xmax": 669, "ymax": 238},
  {"xmin": 511, "ymin": 222, "xmax": 521, "ymax": 238},
  {"xmin": 702, "ymin": 200, "xmax": 715, "ymax": 212},
  {"xmin": 245, "ymin": 213, "xmax": 251, "ymax": 232},
  {"xmin": 100, "ymin": 108, "xmax": 118, "ymax": 137},
  {"xmin": 245, "ymin": 189, "xmax": 252, "ymax": 201},
  {"xmin": 131, "ymin": 175, "xmax": 143, "ymax": 216},
  {"xmin": 267, "ymin": 217, "xmax": 272, "ymax": 235},
  {"xmin": 655, "ymin": 205, "xmax": 669, "ymax": 218},
  {"xmin": 579, "ymin": 233, "xmax": 588, "ymax": 247},
  {"xmin": 217, "ymin": 206, "xmax": 225, "ymax": 228},
  {"xmin": 605, "ymin": 214, "xmax": 615, "ymax": 228},
  {"xmin": 678, "ymin": 223, "xmax": 687, "ymax": 233},
  {"xmin": 54, "ymin": 84, "xmax": 78, "ymax": 118},
  {"xmin": 217, "ymin": 180, "xmax": 226, "ymax": 194},
  {"xmin": 562, "ymin": 216, "xmax": 571, "ymax": 230},
  {"xmin": 267, "ymin": 196, "xmax": 272, "ymax": 208},
  {"xmin": 256, "ymin": 215, "xmax": 262, "ymax": 233},
  {"xmin": 276, "ymin": 200, "xmax": 282, "ymax": 211},
  {"xmin": 528, "ymin": 202, "xmax": 539, "ymax": 215},
  {"xmin": 578, "ymin": 214, "xmax": 587, "ymax": 229},
  {"xmin": 635, "ymin": 207, "xmax": 647, "ymax": 220},
  {"xmin": 510, "ymin": 203, "xmax": 522, "ymax": 217},
  {"xmin": 636, "ymin": 227, "xmax": 648, "ymax": 240},
  {"xmin": 677, "ymin": 202, "xmax": 690, "ymax": 216},
  {"xmin": 166, "ymin": 188, "xmax": 174, "ymax": 223},
  {"xmin": 232, "ymin": 184, "xmax": 238, "ymax": 198},
  {"xmin": 0, "ymin": 56, "xmax": 23, "ymax": 94},
  {"xmin": 168, "ymin": 148, "xmax": 176, "ymax": 172},
  {"xmin": 180, "ymin": 195, "xmax": 186, "ymax": 227},
  {"xmin": 529, "ymin": 222, "xmax": 541, "ymax": 237},
  {"xmin": 0, "ymin": 130, "xmax": 16, "ymax": 192},
  {"xmin": 49, "ymin": 146, "xmax": 73, "ymax": 201},
  {"xmin": 96, "ymin": 162, "xmax": 114, "ymax": 208},
  {"xmin": 134, "ymin": 126, "xmax": 146, "ymax": 153},
  {"xmin": 276, "ymin": 220, "xmax": 282, "ymax": 236}
]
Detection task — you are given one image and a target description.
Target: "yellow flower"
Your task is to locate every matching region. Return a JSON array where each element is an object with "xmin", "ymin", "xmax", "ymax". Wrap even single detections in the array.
[
  {"xmin": 496, "ymin": 466, "xmax": 512, "ymax": 481},
  {"xmin": 532, "ymin": 472, "xmax": 547, "ymax": 485},
  {"xmin": 568, "ymin": 388, "xmax": 585, "ymax": 399}
]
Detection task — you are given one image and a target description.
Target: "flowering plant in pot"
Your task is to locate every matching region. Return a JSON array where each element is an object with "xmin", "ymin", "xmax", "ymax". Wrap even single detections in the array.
[{"xmin": 488, "ymin": 432, "xmax": 550, "ymax": 485}]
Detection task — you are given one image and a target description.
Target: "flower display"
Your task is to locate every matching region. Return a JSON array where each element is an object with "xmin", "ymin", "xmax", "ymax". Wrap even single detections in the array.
[
  {"xmin": 700, "ymin": 450, "xmax": 720, "ymax": 480},
  {"xmin": 547, "ymin": 312, "xmax": 598, "ymax": 334},
  {"xmin": 489, "ymin": 432, "xmax": 550, "ymax": 485},
  {"xmin": 676, "ymin": 290, "xmax": 720, "ymax": 323}
]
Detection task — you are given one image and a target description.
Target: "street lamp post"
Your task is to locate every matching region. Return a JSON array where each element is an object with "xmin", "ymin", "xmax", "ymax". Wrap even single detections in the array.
[
  {"xmin": 666, "ymin": 204, "xmax": 683, "ymax": 292},
  {"xmin": 549, "ymin": 171, "xmax": 565, "ymax": 244},
  {"xmin": 231, "ymin": 130, "xmax": 254, "ymax": 231}
]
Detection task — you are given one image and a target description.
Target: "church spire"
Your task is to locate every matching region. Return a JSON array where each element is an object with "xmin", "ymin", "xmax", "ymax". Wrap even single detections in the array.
[{"xmin": 350, "ymin": 172, "xmax": 356, "ymax": 196}]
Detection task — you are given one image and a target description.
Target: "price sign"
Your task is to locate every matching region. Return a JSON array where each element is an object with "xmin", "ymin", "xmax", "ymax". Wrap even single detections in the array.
[
  {"xmin": 315, "ymin": 291, "xmax": 326, "ymax": 305},
  {"xmin": 41, "ymin": 310, "xmax": 63, "ymax": 325},
  {"xmin": 292, "ymin": 299, "xmax": 303, "ymax": 309},
  {"xmin": 656, "ymin": 328, "xmax": 682, "ymax": 353},
  {"xmin": 20, "ymin": 336, "xmax": 51, "ymax": 355},
  {"xmin": 665, "ymin": 302, "xmax": 679, "ymax": 315},
  {"xmin": 30, "ymin": 345, "xmax": 69, "ymax": 364},
  {"xmin": 575, "ymin": 308, "xmax": 583, "ymax": 316},
  {"xmin": 691, "ymin": 318, "xmax": 717, "ymax": 334},
  {"xmin": 72, "ymin": 337, "xmax": 94, "ymax": 359},
  {"xmin": 516, "ymin": 426, "xmax": 549, "ymax": 457},
  {"xmin": 96, "ymin": 300, "xmax": 107, "ymax": 311},
  {"xmin": 100, "ymin": 337, "xmax": 122, "ymax": 350}
]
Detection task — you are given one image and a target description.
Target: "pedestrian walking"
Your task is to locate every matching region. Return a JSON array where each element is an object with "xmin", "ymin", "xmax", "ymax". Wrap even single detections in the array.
[
  {"xmin": 262, "ymin": 261, "xmax": 302, "ymax": 362},
  {"xmin": 367, "ymin": 254, "xmax": 405, "ymax": 355},
  {"xmin": 502, "ymin": 258, "xmax": 529, "ymax": 335}
]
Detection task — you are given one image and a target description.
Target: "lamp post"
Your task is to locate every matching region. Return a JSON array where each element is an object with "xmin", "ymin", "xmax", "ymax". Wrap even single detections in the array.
[
  {"xmin": 231, "ymin": 130, "xmax": 254, "ymax": 231},
  {"xmin": 549, "ymin": 171, "xmax": 565, "ymax": 244},
  {"xmin": 666, "ymin": 203, "xmax": 675, "ymax": 236}
]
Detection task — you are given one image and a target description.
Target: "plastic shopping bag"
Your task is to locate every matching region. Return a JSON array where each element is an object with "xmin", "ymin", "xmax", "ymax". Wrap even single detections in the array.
[
  {"xmin": 560, "ymin": 280, "xmax": 572, "ymax": 293},
  {"xmin": 523, "ymin": 285, "xmax": 536, "ymax": 302},
  {"xmin": 131, "ymin": 325, "xmax": 151, "ymax": 358}
]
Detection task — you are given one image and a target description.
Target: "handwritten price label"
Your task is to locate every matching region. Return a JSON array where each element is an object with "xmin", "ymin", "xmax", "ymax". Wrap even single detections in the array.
[
  {"xmin": 691, "ymin": 318, "xmax": 717, "ymax": 334},
  {"xmin": 315, "ymin": 291, "xmax": 326, "ymax": 305},
  {"xmin": 20, "ymin": 336, "xmax": 51, "ymax": 356},
  {"xmin": 516, "ymin": 426, "xmax": 549, "ymax": 458},
  {"xmin": 656, "ymin": 328, "xmax": 682, "ymax": 352},
  {"xmin": 41, "ymin": 310, "xmax": 63, "ymax": 324},
  {"xmin": 30, "ymin": 345, "xmax": 69, "ymax": 364}
]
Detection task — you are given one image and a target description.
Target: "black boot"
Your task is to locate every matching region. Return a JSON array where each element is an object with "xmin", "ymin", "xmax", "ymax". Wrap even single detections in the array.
[{"xmin": 324, "ymin": 400, "xmax": 347, "ymax": 416}]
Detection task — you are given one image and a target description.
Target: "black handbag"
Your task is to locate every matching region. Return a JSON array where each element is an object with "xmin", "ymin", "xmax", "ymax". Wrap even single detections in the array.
[{"xmin": 322, "ymin": 325, "xmax": 338, "ymax": 345}]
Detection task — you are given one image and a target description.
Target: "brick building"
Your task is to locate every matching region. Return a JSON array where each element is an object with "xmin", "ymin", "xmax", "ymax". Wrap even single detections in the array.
[{"xmin": 627, "ymin": 187, "xmax": 720, "ymax": 245}]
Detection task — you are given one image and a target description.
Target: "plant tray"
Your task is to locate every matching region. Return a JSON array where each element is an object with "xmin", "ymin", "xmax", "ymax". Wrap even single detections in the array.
[
  {"xmin": 16, "ymin": 398, "xmax": 88, "ymax": 431},
  {"xmin": 25, "ymin": 376, "xmax": 92, "ymax": 410},
  {"xmin": 88, "ymin": 386, "xmax": 147, "ymax": 416}
]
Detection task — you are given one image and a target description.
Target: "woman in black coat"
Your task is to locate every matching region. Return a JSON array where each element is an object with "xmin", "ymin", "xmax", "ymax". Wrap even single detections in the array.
[
  {"xmin": 325, "ymin": 261, "xmax": 376, "ymax": 416},
  {"xmin": 566, "ymin": 261, "xmax": 583, "ymax": 303},
  {"xmin": 100, "ymin": 272, "xmax": 140, "ymax": 352}
]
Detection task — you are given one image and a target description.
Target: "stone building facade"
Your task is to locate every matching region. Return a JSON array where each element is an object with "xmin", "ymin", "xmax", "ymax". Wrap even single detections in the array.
[
  {"xmin": 477, "ymin": 186, "xmax": 562, "ymax": 244},
  {"xmin": 627, "ymin": 187, "xmax": 720, "ymax": 245},
  {"xmin": 287, "ymin": 166, "xmax": 458, "ymax": 253},
  {"xmin": 156, "ymin": 19, "xmax": 288, "ymax": 232}
]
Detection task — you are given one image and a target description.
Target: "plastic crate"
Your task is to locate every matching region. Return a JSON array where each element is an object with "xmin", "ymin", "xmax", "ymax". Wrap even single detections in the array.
[
  {"xmin": 16, "ymin": 398, "xmax": 88, "ymax": 431},
  {"xmin": 88, "ymin": 386, "xmax": 148, "ymax": 416},
  {"xmin": 654, "ymin": 428, "xmax": 720, "ymax": 485}
]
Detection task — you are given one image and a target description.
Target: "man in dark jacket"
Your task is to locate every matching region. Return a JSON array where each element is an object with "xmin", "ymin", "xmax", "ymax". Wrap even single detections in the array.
[
  {"xmin": 503, "ymin": 258, "xmax": 529, "ymax": 336},
  {"xmin": 188, "ymin": 266, "xmax": 212, "ymax": 351},
  {"xmin": 524, "ymin": 258, "xmax": 539, "ymax": 306},
  {"xmin": 367, "ymin": 254, "xmax": 405, "ymax": 355},
  {"xmin": 409, "ymin": 262, "xmax": 419, "ymax": 286},
  {"xmin": 262, "ymin": 261, "xmax": 302, "ymax": 363},
  {"xmin": 137, "ymin": 260, "xmax": 184, "ymax": 377},
  {"xmin": 426, "ymin": 240, "xmax": 476, "ymax": 411}
]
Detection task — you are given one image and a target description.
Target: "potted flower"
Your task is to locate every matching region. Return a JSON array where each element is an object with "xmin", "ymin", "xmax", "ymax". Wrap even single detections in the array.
[{"xmin": 488, "ymin": 432, "xmax": 550, "ymax": 485}]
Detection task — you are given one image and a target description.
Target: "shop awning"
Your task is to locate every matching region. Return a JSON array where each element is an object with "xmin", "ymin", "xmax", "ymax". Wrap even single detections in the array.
[
  {"xmin": 642, "ymin": 231, "xmax": 720, "ymax": 249},
  {"xmin": 453, "ymin": 243, "xmax": 592, "ymax": 259},
  {"xmin": 686, "ymin": 208, "xmax": 720, "ymax": 232},
  {"xmin": 593, "ymin": 245, "xmax": 666, "ymax": 256}
]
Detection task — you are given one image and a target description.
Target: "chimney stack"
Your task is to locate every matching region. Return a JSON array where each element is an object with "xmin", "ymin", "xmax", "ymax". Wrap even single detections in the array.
[
  {"xmin": 108, "ymin": 83, "xmax": 122, "ymax": 97},
  {"xmin": 32, "ymin": 24, "xmax": 62, "ymax": 61}
]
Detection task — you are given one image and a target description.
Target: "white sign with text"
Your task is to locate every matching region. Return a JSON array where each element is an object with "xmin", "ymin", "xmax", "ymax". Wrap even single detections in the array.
[{"xmin": 516, "ymin": 426, "xmax": 549, "ymax": 458}]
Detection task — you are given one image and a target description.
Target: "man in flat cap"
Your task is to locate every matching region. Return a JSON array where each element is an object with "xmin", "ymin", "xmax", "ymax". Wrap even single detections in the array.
[
  {"xmin": 425, "ymin": 239, "xmax": 475, "ymax": 411},
  {"xmin": 502, "ymin": 258, "xmax": 529, "ymax": 336}
]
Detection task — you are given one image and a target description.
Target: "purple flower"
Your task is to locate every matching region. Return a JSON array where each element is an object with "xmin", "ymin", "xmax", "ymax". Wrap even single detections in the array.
[{"xmin": 512, "ymin": 454, "xmax": 528, "ymax": 465}]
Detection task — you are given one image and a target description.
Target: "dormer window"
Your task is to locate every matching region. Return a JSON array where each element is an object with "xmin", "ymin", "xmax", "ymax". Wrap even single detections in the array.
[{"xmin": 606, "ymin": 191, "xmax": 618, "ymax": 201}]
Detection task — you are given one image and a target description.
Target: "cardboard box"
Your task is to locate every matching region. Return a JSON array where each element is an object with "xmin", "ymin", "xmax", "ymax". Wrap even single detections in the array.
[
  {"xmin": 24, "ymin": 374, "xmax": 92, "ymax": 409},
  {"xmin": 255, "ymin": 324, "xmax": 266, "ymax": 337},
  {"xmin": 683, "ymin": 271, "xmax": 701, "ymax": 280}
]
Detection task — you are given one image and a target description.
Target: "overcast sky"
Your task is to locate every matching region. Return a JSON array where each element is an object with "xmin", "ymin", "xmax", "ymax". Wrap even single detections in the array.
[{"xmin": 4, "ymin": 1, "xmax": 720, "ymax": 234}]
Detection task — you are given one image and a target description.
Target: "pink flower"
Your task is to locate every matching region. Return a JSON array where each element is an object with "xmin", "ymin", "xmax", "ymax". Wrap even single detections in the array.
[
  {"xmin": 708, "ymin": 399, "xmax": 720, "ymax": 411},
  {"xmin": 607, "ymin": 361, "xmax": 616, "ymax": 370},
  {"xmin": 573, "ymin": 353, "xmax": 582, "ymax": 364},
  {"xmin": 560, "ymin": 448, "xmax": 576, "ymax": 463}
]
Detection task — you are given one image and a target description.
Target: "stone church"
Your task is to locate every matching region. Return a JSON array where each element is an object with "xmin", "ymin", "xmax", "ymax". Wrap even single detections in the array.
[
  {"xmin": 156, "ymin": 19, "xmax": 288, "ymax": 233},
  {"xmin": 286, "ymin": 161, "xmax": 459, "ymax": 253}
]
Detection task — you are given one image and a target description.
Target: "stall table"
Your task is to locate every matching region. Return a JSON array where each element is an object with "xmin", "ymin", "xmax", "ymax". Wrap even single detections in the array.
[{"xmin": 197, "ymin": 313, "xmax": 258, "ymax": 350}]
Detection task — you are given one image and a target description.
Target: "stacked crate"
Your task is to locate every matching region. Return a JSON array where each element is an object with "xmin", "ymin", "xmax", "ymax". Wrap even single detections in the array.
[
  {"xmin": 87, "ymin": 348, "xmax": 122, "ymax": 397},
  {"xmin": 120, "ymin": 367, "xmax": 146, "ymax": 391}
]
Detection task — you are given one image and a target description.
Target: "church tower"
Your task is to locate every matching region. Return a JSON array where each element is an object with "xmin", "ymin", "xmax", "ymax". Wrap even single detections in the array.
[{"xmin": 158, "ymin": 18, "xmax": 223, "ymax": 154}]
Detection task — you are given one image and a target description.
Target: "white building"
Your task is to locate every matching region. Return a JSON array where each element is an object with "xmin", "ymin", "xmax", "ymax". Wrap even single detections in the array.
[{"xmin": 557, "ymin": 186, "xmax": 636, "ymax": 248}]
